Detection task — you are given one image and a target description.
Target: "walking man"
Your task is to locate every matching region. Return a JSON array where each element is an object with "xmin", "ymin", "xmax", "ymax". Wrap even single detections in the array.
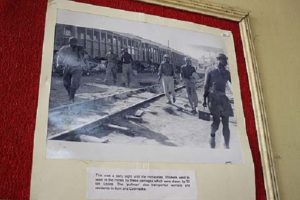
[
  {"xmin": 120, "ymin": 48, "xmax": 133, "ymax": 87},
  {"xmin": 158, "ymin": 54, "xmax": 176, "ymax": 104},
  {"xmin": 105, "ymin": 50, "xmax": 118, "ymax": 85},
  {"xmin": 56, "ymin": 37, "xmax": 84, "ymax": 102},
  {"xmin": 203, "ymin": 53, "xmax": 233, "ymax": 149},
  {"xmin": 180, "ymin": 57, "xmax": 198, "ymax": 114}
]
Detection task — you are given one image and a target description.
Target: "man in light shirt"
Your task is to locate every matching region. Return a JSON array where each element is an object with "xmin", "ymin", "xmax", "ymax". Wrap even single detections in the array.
[
  {"xmin": 158, "ymin": 54, "xmax": 176, "ymax": 104},
  {"xmin": 56, "ymin": 37, "xmax": 84, "ymax": 102},
  {"xmin": 120, "ymin": 48, "xmax": 133, "ymax": 87},
  {"xmin": 105, "ymin": 50, "xmax": 118, "ymax": 85},
  {"xmin": 180, "ymin": 57, "xmax": 198, "ymax": 114}
]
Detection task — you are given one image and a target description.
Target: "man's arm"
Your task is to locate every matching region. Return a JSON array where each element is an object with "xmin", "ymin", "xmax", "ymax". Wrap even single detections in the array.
[
  {"xmin": 179, "ymin": 66, "xmax": 183, "ymax": 80},
  {"xmin": 191, "ymin": 66, "xmax": 196, "ymax": 81},
  {"xmin": 56, "ymin": 47, "xmax": 65, "ymax": 68},
  {"xmin": 129, "ymin": 54, "xmax": 133, "ymax": 63},
  {"xmin": 203, "ymin": 72, "xmax": 211, "ymax": 107},
  {"xmin": 158, "ymin": 64, "xmax": 163, "ymax": 81},
  {"xmin": 172, "ymin": 64, "xmax": 176, "ymax": 78},
  {"xmin": 120, "ymin": 54, "xmax": 124, "ymax": 64},
  {"xmin": 228, "ymin": 70, "xmax": 231, "ymax": 83}
]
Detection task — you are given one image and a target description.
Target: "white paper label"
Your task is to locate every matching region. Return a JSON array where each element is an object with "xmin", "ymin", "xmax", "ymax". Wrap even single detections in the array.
[{"xmin": 87, "ymin": 168, "xmax": 197, "ymax": 200}]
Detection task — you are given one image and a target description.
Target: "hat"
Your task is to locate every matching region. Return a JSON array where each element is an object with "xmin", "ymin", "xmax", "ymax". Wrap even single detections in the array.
[{"xmin": 216, "ymin": 53, "xmax": 228, "ymax": 60}]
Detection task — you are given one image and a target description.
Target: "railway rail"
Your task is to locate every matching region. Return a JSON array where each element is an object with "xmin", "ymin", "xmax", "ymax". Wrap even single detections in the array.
[{"xmin": 48, "ymin": 84, "xmax": 186, "ymax": 140}]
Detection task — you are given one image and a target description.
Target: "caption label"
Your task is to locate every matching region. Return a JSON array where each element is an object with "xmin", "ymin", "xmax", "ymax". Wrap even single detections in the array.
[{"xmin": 87, "ymin": 168, "xmax": 197, "ymax": 200}]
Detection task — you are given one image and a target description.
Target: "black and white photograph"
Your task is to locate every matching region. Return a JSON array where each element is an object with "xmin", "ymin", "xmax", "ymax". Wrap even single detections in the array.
[{"xmin": 45, "ymin": 9, "xmax": 244, "ymax": 163}]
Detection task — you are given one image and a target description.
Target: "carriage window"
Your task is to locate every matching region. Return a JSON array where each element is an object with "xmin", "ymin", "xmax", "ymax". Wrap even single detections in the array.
[
  {"xmin": 107, "ymin": 34, "xmax": 112, "ymax": 43},
  {"xmin": 118, "ymin": 37, "xmax": 122, "ymax": 46},
  {"xmin": 117, "ymin": 37, "xmax": 122, "ymax": 54},
  {"xmin": 80, "ymin": 33, "xmax": 84, "ymax": 39},
  {"xmin": 123, "ymin": 38, "xmax": 127, "ymax": 48},
  {"xmin": 86, "ymin": 29, "xmax": 92, "ymax": 40},
  {"xmin": 93, "ymin": 31, "xmax": 99, "ymax": 41},
  {"xmin": 64, "ymin": 26, "xmax": 72, "ymax": 36},
  {"xmin": 101, "ymin": 32, "xmax": 106, "ymax": 42}
]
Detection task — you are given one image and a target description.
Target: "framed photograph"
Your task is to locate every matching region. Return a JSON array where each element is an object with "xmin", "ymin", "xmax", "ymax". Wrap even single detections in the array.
[{"xmin": 30, "ymin": 0, "xmax": 279, "ymax": 200}]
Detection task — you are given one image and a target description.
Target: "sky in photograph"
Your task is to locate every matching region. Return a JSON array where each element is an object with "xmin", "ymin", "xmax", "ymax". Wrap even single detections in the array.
[{"xmin": 57, "ymin": 9, "xmax": 226, "ymax": 60}]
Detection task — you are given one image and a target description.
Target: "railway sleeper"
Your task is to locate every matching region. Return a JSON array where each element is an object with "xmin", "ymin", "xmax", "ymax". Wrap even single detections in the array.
[{"xmin": 103, "ymin": 123, "xmax": 135, "ymax": 137}]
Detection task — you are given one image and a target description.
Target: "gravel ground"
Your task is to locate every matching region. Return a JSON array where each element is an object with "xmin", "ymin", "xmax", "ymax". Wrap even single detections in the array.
[
  {"xmin": 91, "ymin": 86, "xmax": 239, "ymax": 150},
  {"xmin": 49, "ymin": 72, "xmax": 238, "ymax": 150}
]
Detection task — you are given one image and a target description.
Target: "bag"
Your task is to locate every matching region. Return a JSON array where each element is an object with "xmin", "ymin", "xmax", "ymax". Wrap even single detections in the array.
[{"xmin": 198, "ymin": 107, "xmax": 211, "ymax": 121}]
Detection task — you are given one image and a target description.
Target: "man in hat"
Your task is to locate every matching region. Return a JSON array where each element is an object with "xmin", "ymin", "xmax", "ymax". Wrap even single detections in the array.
[
  {"xmin": 158, "ymin": 54, "xmax": 176, "ymax": 104},
  {"xmin": 180, "ymin": 57, "xmax": 198, "ymax": 114},
  {"xmin": 120, "ymin": 48, "xmax": 133, "ymax": 87},
  {"xmin": 203, "ymin": 53, "xmax": 233, "ymax": 148},
  {"xmin": 105, "ymin": 50, "xmax": 118, "ymax": 85},
  {"xmin": 56, "ymin": 37, "xmax": 85, "ymax": 102}
]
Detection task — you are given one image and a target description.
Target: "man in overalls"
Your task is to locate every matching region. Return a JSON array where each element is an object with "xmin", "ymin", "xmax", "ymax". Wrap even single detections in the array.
[
  {"xmin": 56, "ymin": 37, "xmax": 84, "ymax": 102},
  {"xmin": 158, "ymin": 54, "xmax": 176, "ymax": 104}
]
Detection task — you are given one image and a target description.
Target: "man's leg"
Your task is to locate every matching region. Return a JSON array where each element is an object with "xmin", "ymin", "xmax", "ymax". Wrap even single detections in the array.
[
  {"xmin": 162, "ymin": 76, "xmax": 171, "ymax": 103},
  {"xmin": 221, "ymin": 116, "xmax": 230, "ymax": 149},
  {"xmin": 210, "ymin": 114, "xmax": 220, "ymax": 148},
  {"xmin": 112, "ymin": 64, "xmax": 117, "ymax": 84},
  {"xmin": 127, "ymin": 64, "xmax": 132, "ymax": 87},
  {"xmin": 105, "ymin": 65, "xmax": 112, "ymax": 85},
  {"xmin": 186, "ymin": 86, "xmax": 195, "ymax": 111},
  {"xmin": 122, "ymin": 64, "xmax": 128, "ymax": 87},
  {"xmin": 191, "ymin": 85, "xmax": 198, "ymax": 109},
  {"xmin": 70, "ymin": 69, "xmax": 82, "ymax": 101},
  {"xmin": 63, "ymin": 67, "xmax": 72, "ymax": 98},
  {"xmin": 169, "ymin": 77, "xmax": 176, "ymax": 103}
]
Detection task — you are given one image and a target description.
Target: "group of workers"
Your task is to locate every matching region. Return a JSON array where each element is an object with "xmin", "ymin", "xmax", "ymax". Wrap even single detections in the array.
[
  {"xmin": 56, "ymin": 37, "xmax": 135, "ymax": 100},
  {"xmin": 56, "ymin": 37, "xmax": 233, "ymax": 149},
  {"xmin": 104, "ymin": 47, "xmax": 134, "ymax": 87},
  {"xmin": 158, "ymin": 52, "xmax": 233, "ymax": 148}
]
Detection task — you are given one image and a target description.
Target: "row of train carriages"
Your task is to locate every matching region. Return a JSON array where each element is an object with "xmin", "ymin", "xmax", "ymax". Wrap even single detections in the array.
[{"xmin": 53, "ymin": 24, "xmax": 199, "ymax": 75}]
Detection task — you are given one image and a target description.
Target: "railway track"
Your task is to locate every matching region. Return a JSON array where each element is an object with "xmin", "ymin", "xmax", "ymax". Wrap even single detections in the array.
[{"xmin": 47, "ymin": 84, "xmax": 186, "ymax": 140}]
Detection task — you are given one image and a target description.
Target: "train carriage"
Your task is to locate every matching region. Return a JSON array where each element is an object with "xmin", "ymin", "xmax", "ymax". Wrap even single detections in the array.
[{"xmin": 54, "ymin": 24, "xmax": 199, "ymax": 74}]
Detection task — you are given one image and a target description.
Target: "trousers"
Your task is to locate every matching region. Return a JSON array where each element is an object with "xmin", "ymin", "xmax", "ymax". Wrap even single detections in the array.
[
  {"xmin": 162, "ymin": 75, "xmax": 175, "ymax": 101},
  {"xmin": 183, "ymin": 79, "xmax": 198, "ymax": 110},
  {"xmin": 122, "ymin": 63, "xmax": 132, "ymax": 87},
  {"xmin": 63, "ymin": 65, "xmax": 82, "ymax": 100},
  {"xmin": 208, "ymin": 92, "xmax": 232, "ymax": 147},
  {"xmin": 105, "ymin": 62, "xmax": 117, "ymax": 84},
  {"xmin": 211, "ymin": 114, "xmax": 230, "ymax": 146}
]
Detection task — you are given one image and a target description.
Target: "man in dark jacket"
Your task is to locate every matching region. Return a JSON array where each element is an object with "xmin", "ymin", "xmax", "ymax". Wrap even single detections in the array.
[
  {"xmin": 203, "ymin": 53, "xmax": 233, "ymax": 148},
  {"xmin": 120, "ymin": 48, "xmax": 133, "ymax": 87}
]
